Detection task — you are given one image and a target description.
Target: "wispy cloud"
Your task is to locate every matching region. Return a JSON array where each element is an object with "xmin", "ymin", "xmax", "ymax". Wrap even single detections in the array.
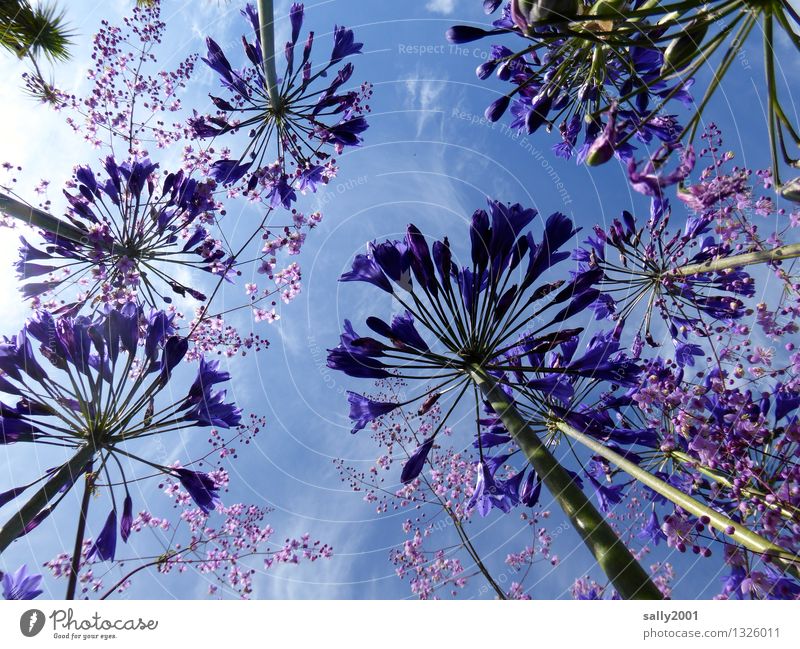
[
  {"xmin": 425, "ymin": 0, "xmax": 459, "ymax": 15},
  {"xmin": 403, "ymin": 70, "xmax": 447, "ymax": 137}
]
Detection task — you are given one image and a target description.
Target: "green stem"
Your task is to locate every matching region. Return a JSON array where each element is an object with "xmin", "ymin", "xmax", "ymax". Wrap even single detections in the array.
[
  {"xmin": 257, "ymin": 0, "xmax": 281, "ymax": 108},
  {"xmin": 671, "ymin": 451, "xmax": 800, "ymax": 522},
  {"xmin": 764, "ymin": 13, "xmax": 781, "ymax": 186},
  {"xmin": 671, "ymin": 243, "xmax": 800, "ymax": 276},
  {"xmin": 0, "ymin": 444, "xmax": 95, "ymax": 554},
  {"xmin": 469, "ymin": 366, "xmax": 663, "ymax": 600},
  {"xmin": 555, "ymin": 421, "xmax": 800, "ymax": 576},
  {"xmin": 0, "ymin": 192, "xmax": 88, "ymax": 244},
  {"xmin": 66, "ymin": 476, "xmax": 92, "ymax": 600}
]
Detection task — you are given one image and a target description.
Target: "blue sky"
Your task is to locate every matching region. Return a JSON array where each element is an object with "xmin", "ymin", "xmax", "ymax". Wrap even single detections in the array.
[{"xmin": 0, "ymin": 0, "xmax": 796, "ymax": 599}]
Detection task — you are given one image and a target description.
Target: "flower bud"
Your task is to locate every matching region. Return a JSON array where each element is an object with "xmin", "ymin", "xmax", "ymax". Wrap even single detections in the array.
[
  {"xmin": 662, "ymin": 18, "xmax": 710, "ymax": 73},
  {"xmin": 512, "ymin": 0, "xmax": 580, "ymax": 32},
  {"xmin": 446, "ymin": 25, "xmax": 491, "ymax": 44},
  {"xmin": 476, "ymin": 60, "xmax": 497, "ymax": 80},
  {"xmin": 485, "ymin": 95, "xmax": 511, "ymax": 122},
  {"xmin": 780, "ymin": 177, "xmax": 800, "ymax": 203}
]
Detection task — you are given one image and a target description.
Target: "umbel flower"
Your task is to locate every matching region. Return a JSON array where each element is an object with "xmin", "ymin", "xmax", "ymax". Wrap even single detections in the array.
[
  {"xmin": 449, "ymin": 0, "xmax": 692, "ymax": 164},
  {"xmin": 593, "ymin": 347, "xmax": 800, "ymax": 596},
  {"xmin": 13, "ymin": 157, "xmax": 234, "ymax": 312},
  {"xmin": 190, "ymin": 3, "xmax": 372, "ymax": 207},
  {"xmin": 328, "ymin": 197, "xmax": 667, "ymax": 599},
  {"xmin": 574, "ymin": 196, "xmax": 755, "ymax": 348},
  {"xmin": 453, "ymin": 1, "xmax": 800, "ymax": 193},
  {"xmin": 329, "ymin": 200, "xmax": 647, "ymax": 461},
  {"xmin": 0, "ymin": 304, "xmax": 241, "ymax": 558}
]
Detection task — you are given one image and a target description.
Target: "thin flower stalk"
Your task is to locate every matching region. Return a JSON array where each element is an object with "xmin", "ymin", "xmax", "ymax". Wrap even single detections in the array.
[{"xmin": 554, "ymin": 419, "xmax": 800, "ymax": 576}]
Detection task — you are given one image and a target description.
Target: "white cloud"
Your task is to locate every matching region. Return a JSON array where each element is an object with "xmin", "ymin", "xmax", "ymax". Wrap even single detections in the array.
[
  {"xmin": 425, "ymin": 0, "xmax": 459, "ymax": 14},
  {"xmin": 403, "ymin": 73, "xmax": 447, "ymax": 137}
]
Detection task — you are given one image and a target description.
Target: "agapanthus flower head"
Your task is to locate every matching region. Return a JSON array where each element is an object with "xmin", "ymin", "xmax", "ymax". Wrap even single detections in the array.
[
  {"xmin": 14, "ymin": 156, "xmax": 234, "ymax": 311},
  {"xmin": 591, "ymin": 344, "xmax": 800, "ymax": 586},
  {"xmin": 191, "ymin": 3, "xmax": 372, "ymax": 206},
  {"xmin": 450, "ymin": 0, "xmax": 693, "ymax": 165},
  {"xmin": 0, "ymin": 305, "xmax": 242, "ymax": 549},
  {"xmin": 329, "ymin": 196, "xmax": 649, "ymax": 495},
  {"xmin": 574, "ymin": 197, "xmax": 754, "ymax": 346},
  {"xmin": 464, "ymin": 0, "xmax": 800, "ymax": 188}
]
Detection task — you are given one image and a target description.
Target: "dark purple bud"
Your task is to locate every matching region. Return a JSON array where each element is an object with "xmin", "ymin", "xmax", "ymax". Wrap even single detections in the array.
[
  {"xmin": 446, "ymin": 26, "xmax": 491, "ymax": 44},
  {"xmin": 120, "ymin": 495, "xmax": 133, "ymax": 542},
  {"xmin": 476, "ymin": 61, "xmax": 497, "ymax": 80},
  {"xmin": 525, "ymin": 92, "xmax": 552, "ymax": 134},
  {"xmin": 406, "ymin": 224, "xmax": 438, "ymax": 296},
  {"xmin": 485, "ymin": 95, "xmax": 511, "ymax": 122},
  {"xmin": 0, "ymin": 485, "xmax": 27, "ymax": 508},
  {"xmin": 401, "ymin": 438, "xmax": 435, "ymax": 483},
  {"xmin": 289, "ymin": 3, "xmax": 304, "ymax": 44},
  {"xmin": 209, "ymin": 95, "xmax": 235, "ymax": 111},
  {"xmin": 160, "ymin": 336, "xmax": 189, "ymax": 384},
  {"xmin": 326, "ymin": 349, "xmax": 391, "ymax": 379}
]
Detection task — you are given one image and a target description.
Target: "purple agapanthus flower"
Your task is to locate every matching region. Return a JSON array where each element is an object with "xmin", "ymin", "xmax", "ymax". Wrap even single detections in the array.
[
  {"xmin": 15, "ymin": 157, "xmax": 233, "ymax": 312},
  {"xmin": 587, "ymin": 474, "xmax": 625, "ymax": 514},
  {"xmin": 1, "ymin": 565, "xmax": 43, "ymax": 600},
  {"xmin": 120, "ymin": 495, "xmax": 133, "ymax": 543},
  {"xmin": 347, "ymin": 392, "xmax": 399, "ymax": 433},
  {"xmin": 449, "ymin": 1, "xmax": 692, "ymax": 167},
  {"xmin": 329, "ymin": 196, "xmax": 652, "ymax": 514},
  {"xmin": 0, "ymin": 305, "xmax": 242, "ymax": 547},
  {"xmin": 86, "ymin": 510, "xmax": 118, "ymax": 562},
  {"xmin": 467, "ymin": 460, "xmax": 507, "ymax": 516},
  {"xmin": 400, "ymin": 437, "xmax": 435, "ymax": 484},
  {"xmin": 575, "ymin": 200, "xmax": 754, "ymax": 346},
  {"xmin": 638, "ymin": 509, "xmax": 667, "ymax": 546},
  {"xmin": 175, "ymin": 469, "xmax": 221, "ymax": 515},
  {"xmin": 520, "ymin": 469, "xmax": 542, "ymax": 507},
  {"xmin": 191, "ymin": 3, "xmax": 371, "ymax": 205}
]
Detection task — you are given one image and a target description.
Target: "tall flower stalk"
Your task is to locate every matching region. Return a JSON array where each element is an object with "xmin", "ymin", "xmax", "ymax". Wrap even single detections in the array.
[
  {"xmin": 257, "ymin": 0, "xmax": 281, "ymax": 107},
  {"xmin": 554, "ymin": 420, "xmax": 800, "ymax": 576}
]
